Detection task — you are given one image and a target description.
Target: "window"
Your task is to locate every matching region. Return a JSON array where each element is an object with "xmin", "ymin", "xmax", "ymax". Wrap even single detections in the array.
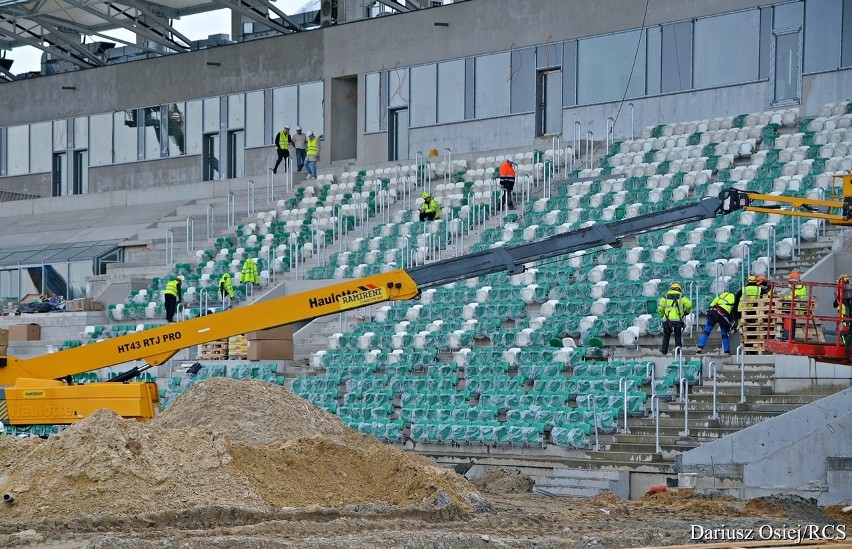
[
  {"xmin": 410, "ymin": 64, "xmax": 437, "ymax": 127},
  {"xmin": 562, "ymin": 41, "xmax": 577, "ymax": 107},
  {"xmin": 272, "ymin": 85, "xmax": 298, "ymax": 135},
  {"xmin": 774, "ymin": 1, "xmax": 804, "ymax": 30},
  {"xmin": 53, "ymin": 120, "xmax": 68, "ymax": 151},
  {"xmin": 537, "ymin": 43, "xmax": 562, "ymax": 69},
  {"xmin": 646, "ymin": 27, "xmax": 662, "ymax": 95},
  {"xmin": 143, "ymin": 106, "xmax": 161, "ymax": 160},
  {"xmin": 388, "ymin": 67, "xmax": 408, "ymax": 109},
  {"xmin": 245, "ymin": 91, "xmax": 265, "ymax": 148},
  {"xmin": 185, "ymin": 101, "xmax": 202, "ymax": 155},
  {"xmin": 844, "ymin": 0, "xmax": 852, "ymax": 66},
  {"xmin": 694, "ymin": 10, "xmax": 760, "ymax": 88},
  {"xmin": 365, "ymin": 72, "xmax": 387, "ymax": 132},
  {"xmin": 167, "ymin": 103, "xmax": 186, "ymax": 156},
  {"xmin": 7, "ymin": 125, "xmax": 29, "ymax": 176},
  {"xmin": 511, "ymin": 47, "xmax": 535, "ymax": 114},
  {"xmin": 227, "ymin": 94, "xmax": 244, "ymax": 129},
  {"xmin": 113, "ymin": 111, "xmax": 138, "ymax": 164},
  {"xmin": 661, "ymin": 21, "xmax": 692, "ymax": 93},
  {"xmin": 298, "ymin": 81, "xmax": 324, "ymax": 136},
  {"xmin": 474, "ymin": 52, "xmax": 510, "ymax": 118},
  {"xmin": 804, "ymin": 0, "xmax": 841, "ymax": 73},
  {"xmin": 437, "ymin": 60, "xmax": 465, "ymax": 123},
  {"xmin": 203, "ymin": 97, "xmax": 220, "ymax": 133},
  {"xmin": 577, "ymin": 30, "xmax": 645, "ymax": 104},
  {"xmin": 29, "ymin": 123, "xmax": 51, "ymax": 173},
  {"xmin": 89, "ymin": 113, "xmax": 112, "ymax": 167},
  {"xmin": 74, "ymin": 116, "xmax": 88, "ymax": 150}
]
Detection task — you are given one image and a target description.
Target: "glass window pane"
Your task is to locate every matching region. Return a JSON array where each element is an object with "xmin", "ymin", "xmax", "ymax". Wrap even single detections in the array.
[
  {"xmin": 511, "ymin": 47, "xmax": 535, "ymax": 114},
  {"xmin": 298, "ymin": 81, "xmax": 323, "ymax": 136},
  {"xmin": 89, "ymin": 114, "xmax": 112, "ymax": 166},
  {"xmin": 74, "ymin": 117, "xmax": 87, "ymax": 150},
  {"xmin": 203, "ymin": 97, "xmax": 220, "ymax": 132},
  {"xmin": 661, "ymin": 21, "xmax": 692, "ymax": 93},
  {"xmin": 760, "ymin": 7, "xmax": 772, "ymax": 79},
  {"xmin": 537, "ymin": 43, "xmax": 562, "ymax": 69},
  {"xmin": 845, "ymin": 0, "xmax": 852, "ymax": 67},
  {"xmin": 7, "ymin": 125, "xmax": 29, "ymax": 176},
  {"xmin": 577, "ymin": 30, "xmax": 645, "ymax": 104},
  {"xmin": 113, "ymin": 111, "xmax": 138, "ymax": 164},
  {"xmin": 410, "ymin": 64, "xmax": 437, "ymax": 127},
  {"xmin": 804, "ymin": 0, "xmax": 841, "ymax": 72},
  {"xmin": 245, "ymin": 91, "xmax": 264, "ymax": 148},
  {"xmin": 272, "ymin": 86, "xmax": 298, "ymax": 135},
  {"xmin": 465, "ymin": 58, "xmax": 475, "ymax": 119},
  {"xmin": 437, "ymin": 60, "xmax": 465, "ymax": 124},
  {"xmin": 186, "ymin": 101, "xmax": 202, "ymax": 155},
  {"xmin": 53, "ymin": 120, "xmax": 67, "ymax": 151},
  {"xmin": 365, "ymin": 72, "xmax": 383, "ymax": 132},
  {"xmin": 694, "ymin": 10, "xmax": 760, "ymax": 88},
  {"xmin": 475, "ymin": 52, "xmax": 510, "ymax": 118},
  {"xmin": 388, "ymin": 67, "xmax": 408, "ymax": 109},
  {"xmin": 562, "ymin": 41, "xmax": 577, "ymax": 107},
  {"xmin": 167, "ymin": 102, "xmax": 186, "ymax": 156},
  {"xmin": 775, "ymin": 32, "xmax": 801, "ymax": 102},
  {"xmin": 774, "ymin": 2, "xmax": 804, "ymax": 29},
  {"xmin": 143, "ymin": 106, "xmax": 161, "ymax": 160},
  {"xmin": 646, "ymin": 27, "xmax": 662, "ymax": 95},
  {"xmin": 228, "ymin": 94, "xmax": 244, "ymax": 128},
  {"xmin": 30, "ymin": 122, "xmax": 51, "ymax": 173}
]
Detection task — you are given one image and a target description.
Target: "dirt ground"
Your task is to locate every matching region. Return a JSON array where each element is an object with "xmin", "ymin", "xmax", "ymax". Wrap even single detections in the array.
[{"xmin": 0, "ymin": 378, "xmax": 847, "ymax": 549}]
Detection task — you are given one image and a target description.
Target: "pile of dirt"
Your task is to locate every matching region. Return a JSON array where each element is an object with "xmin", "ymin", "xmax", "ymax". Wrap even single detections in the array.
[
  {"xmin": 472, "ymin": 470, "xmax": 533, "ymax": 494},
  {"xmin": 744, "ymin": 495, "xmax": 839, "ymax": 524},
  {"xmin": 0, "ymin": 378, "xmax": 484, "ymax": 522},
  {"xmin": 637, "ymin": 489, "xmax": 747, "ymax": 518}
]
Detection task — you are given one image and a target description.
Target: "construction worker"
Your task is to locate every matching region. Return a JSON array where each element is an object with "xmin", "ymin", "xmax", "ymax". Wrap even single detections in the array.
[
  {"xmin": 734, "ymin": 275, "xmax": 762, "ymax": 325},
  {"xmin": 272, "ymin": 125, "xmax": 291, "ymax": 174},
  {"xmin": 498, "ymin": 155, "xmax": 517, "ymax": 209},
  {"xmin": 305, "ymin": 130, "xmax": 319, "ymax": 180},
  {"xmin": 420, "ymin": 192, "xmax": 442, "ymax": 221},
  {"xmin": 163, "ymin": 275, "xmax": 184, "ymax": 323},
  {"xmin": 780, "ymin": 272, "xmax": 808, "ymax": 339},
  {"xmin": 696, "ymin": 290, "xmax": 736, "ymax": 354},
  {"xmin": 756, "ymin": 274, "xmax": 771, "ymax": 296},
  {"xmin": 657, "ymin": 282, "xmax": 693, "ymax": 356},
  {"xmin": 832, "ymin": 274, "xmax": 852, "ymax": 349},
  {"xmin": 240, "ymin": 257, "xmax": 260, "ymax": 286},
  {"xmin": 219, "ymin": 272, "xmax": 235, "ymax": 302}
]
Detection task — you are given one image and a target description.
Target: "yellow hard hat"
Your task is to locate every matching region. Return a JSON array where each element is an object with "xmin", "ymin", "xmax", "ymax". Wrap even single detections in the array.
[
  {"xmin": 422, "ymin": 192, "xmax": 430, "ymax": 199},
  {"xmin": 747, "ymin": 275, "xmax": 757, "ymax": 283},
  {"xmin": 670, "ymin": 282, "xmax": 682, "ymax": 292}
]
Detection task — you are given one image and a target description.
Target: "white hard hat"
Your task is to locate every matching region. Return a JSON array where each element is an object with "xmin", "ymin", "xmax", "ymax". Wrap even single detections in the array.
[
  {"xmin": 308, "ymin": 130, "xmax": 315, "ymax": 136},
  {"xmin": 296, "ymin": 126, "xmax": 302, "ymax": 131},
  {"xmin": 284, "ymin": 124, "xmax": 290, "ymax": 129},
  {"xmin": 177, "ymin": 275, "xmax": 185, "ymax": 281},
  {"xmin": 506, "ymin": 155, "xmax": 515, "ymax": 163}
]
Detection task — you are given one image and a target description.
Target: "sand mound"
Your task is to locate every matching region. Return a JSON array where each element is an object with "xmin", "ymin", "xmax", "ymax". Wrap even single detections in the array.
[
  {"xmin": 744, "ymin": 495, "xmax": 838, "ymax": 524},
  {"xmin": 472, "ymin": 470, "xmax": 533, "ymax": 495},
  {"xmin": 0, "ymin": 378, "xmax": 483, "ymax": 522}
]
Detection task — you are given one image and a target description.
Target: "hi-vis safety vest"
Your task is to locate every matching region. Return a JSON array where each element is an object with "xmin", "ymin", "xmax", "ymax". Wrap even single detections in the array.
[
  {"xmin": 658, "ymin": 291, "xmax": 691, "ymax": 321},
  {"xmin": 499, "ymin": 161, "xmax": 516, "ymax": 180},
  {"xmin": 307, "ymin": 137, "xmax": 319, "ymax": 156},
  {"xmin": 276, "ymin": 131, "xmax": 290, "ymax": 150},
  {"xmin": 738, "ymin": 284, "xmax": 761, "ymax": 311},
  {"xmin": 710, "ymin": 291, "xmax": 736, "ymax": 315},
  {"xmin": 422, "ymin": 198, "xmax": 441, "ymax": 219}
]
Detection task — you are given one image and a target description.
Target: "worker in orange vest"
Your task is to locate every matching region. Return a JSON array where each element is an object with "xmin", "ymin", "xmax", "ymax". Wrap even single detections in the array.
[{"xmin": 498, "ymin": 155, "xmax": 517, "ymax": 210}]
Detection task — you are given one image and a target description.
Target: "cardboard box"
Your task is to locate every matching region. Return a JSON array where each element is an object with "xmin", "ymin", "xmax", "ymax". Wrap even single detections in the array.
[
  {"xmin": 246, "ymin": 325, "xmax": 293, "ymax": 341},
  {"xmin": 66, "ymin": 298, "xmax": 104, "ymax": 312},
  {"xmin": 247, "ymin": 339, "xmax": 293, "ymax": 360},
  {"xmin": 0, "ymin": 328, "xmax": 8, "ymax": 345},
  {"xmin": 8, "ymin": 324, "xmax": 40, "ymax": 341}
]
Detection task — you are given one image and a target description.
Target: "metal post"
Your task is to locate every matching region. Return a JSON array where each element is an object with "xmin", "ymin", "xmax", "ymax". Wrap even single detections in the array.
[
  {"xmin": 591, "ymin": 397, "xmax": 600, "ymax": 451},
  {"xmin": 741, "ymin": 242, "xmax": 750, "ymax": 288},
  {"xmin": 619, "ymin": 377, "xmax": 630, "ymax": 433},
  {"xmin": 586, "ymin": 131, "xmax": 594, "ymax": 170},
  {"xmin": 165, "ymin": 229, "xmax": 174, "ymax": 265},
  {"xmin": 708, "ymin": 361, "xmax": 718, "ymax": 420},
  {"xmin": 679, "ymin": 377, "xmax": 690, "ymax": 436},
  {"xmin": 736, "ymin": 345, "xmax": 746, "ymax": 404},
  {"xmin": 444, "ymin": 147, "xmax": 452, "ymax": 187},
  {"xmin": 715, "ymin": 262, "xmax": 726, "ymax": 293},
  {"xmin": 651, "ymin": 394, "xmax": 662, "ymax": 453},
  {"xmin": 628, "ymin": 103, "xmax": 635, "ymax": 140},
  {"xmin": 185, "ymin": 217, "xmax": 194, "ymax": 253},
  {"xmin": 767, "ymin": 224, "xmax": 776, "ymax": 275},
  {"xmin": 266, "ymin": 169, "xmax": 273, "ymax": 204},
  {"xmin": 674, "ymin": 346, "xmax": 684, "ymax": 382},
  {"xmin": 551, "ymin": 135, "xmax": 562, "ymax": 173},
  {"xmin": 286, "ymin": 157, "xmax": 293, "ymax": 194},
  {"xmin": 247, "ymin": 180, "xmax": 256, "ymax": 216},
  {"xmin": 425, "ymin": 161, "xmax": 432, "ymax": 195},
  {"xmin": 206, "ymin": 204, "xmax": 215, "ymax": 239},
  {"xmin": 574, "ymin": 121, "xmax": 582, "ymax": 166},
  {"xmin": 227, "ymin": 192, "xmax": 235, "ymax": 227},
  {"xmin": 606, "ymin": 117, "xmax": 615, "ymax": 153}
]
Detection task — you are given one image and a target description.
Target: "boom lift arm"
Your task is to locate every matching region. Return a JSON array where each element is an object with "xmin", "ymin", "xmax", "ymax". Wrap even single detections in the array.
[
  {"xmin": 725, "ymin": 173, "xmax": 852, "ymax": 225},
  {"xmin": 0, "ymin": 192, "xmax": 741, "ymax": 425}
]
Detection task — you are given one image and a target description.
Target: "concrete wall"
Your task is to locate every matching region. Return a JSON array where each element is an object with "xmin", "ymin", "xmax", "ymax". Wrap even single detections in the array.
[
  {"xmin": 0, "ymin": 172, "xmax": 50, "ymax": 198},
  {"xmin": 88, "ymin": 156, "xmax": 200, "ymax": 192},
  {"xmin": 802, "ymin": 69, "xmax": 852, "ymax": 115},
  {"xmin": 774, "ymin": 354, "xmax": 852, "ymax": 393},
  {"xmin": 679, "ymin": 387, "xmax": 852, "ymax": 503}
]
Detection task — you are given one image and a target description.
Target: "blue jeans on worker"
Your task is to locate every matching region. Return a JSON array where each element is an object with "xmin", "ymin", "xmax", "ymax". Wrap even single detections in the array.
[
  {"xmin": 697, "ymin": 309, "xmax": 731, "ymax": 353},
  {"xmin": 295, "ymin": 148, "xmax": 306, "ymax": 172},
  {"xmin": 306, "ymin": 159, "xmax": 317, "ymax": 178}
]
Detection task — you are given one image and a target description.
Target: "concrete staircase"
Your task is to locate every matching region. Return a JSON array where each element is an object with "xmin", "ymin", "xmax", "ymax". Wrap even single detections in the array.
[{"xmin": 533, "ymin": 467, "xmax": 629, "ymax": 499}]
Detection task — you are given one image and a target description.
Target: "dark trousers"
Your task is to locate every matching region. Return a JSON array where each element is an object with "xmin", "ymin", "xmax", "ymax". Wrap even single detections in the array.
[
  {"xmin": 295, "ymin": 148, "xmax": 306, "ymax": 172},
  {"xmin": 500, "ymin": 180, "xmax": 515, "ymax": 208},
  {"xmin": 419, "ymin": 210, "xmax": 437, "ymax": 222},
  {"xmin": 273, "ymin": 148, "xmax": 289, "ymax": 173},
  {"xmin": 661, "ymin": 320, "xmax": 684, "ymax": 355},
  {"xmin": 165, "ymin": 294, "xmax": 178, "ymax": 322}
]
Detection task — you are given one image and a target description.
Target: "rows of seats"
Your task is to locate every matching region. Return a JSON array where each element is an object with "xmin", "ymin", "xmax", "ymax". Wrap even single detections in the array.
[{"xmin": 161, "ymin": 363, "xmax": 282, "ymax": 407}]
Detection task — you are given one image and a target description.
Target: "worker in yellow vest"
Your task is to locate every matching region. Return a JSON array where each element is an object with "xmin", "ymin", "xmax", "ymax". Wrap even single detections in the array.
[
  {"xmin": 657, "ymin": 282, "xmax": 693, "ymax": 356},
  {"xmin": 833, "ymin": 274, "xmax": 852, "ymax": 349},
  {"xmin": 305, "ymin": 130, "xmax": 319, "ymax": 180},
  {"xmin": 272, "ymin": 125, "xmax": 291, "ymax": 174},
  {"xmin": 419, "ymin": 192, "xmax": 442, "ymax": 221},
  {"xmin": 163, "ymin": 275, "xmax": 184, "ymax": 323},
  {"xmin": 697, "ymin": 290, "xmax": 736, "ymax": 354}
]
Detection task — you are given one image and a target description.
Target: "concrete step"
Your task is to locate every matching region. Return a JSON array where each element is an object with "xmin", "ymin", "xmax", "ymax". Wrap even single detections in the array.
[
  {"xmin": 533, "ymin": 485, "xmax": 608, "ymax": 498},
  {"xmin": 548, "ymin": 467, "xmax": 624, "ymax": 481},
  {"xmin": 585, "ymin": 450, "xmax": 665, "ymax": 462},
  {"xmin": 627, "ymin": 425, "xmax": 744, "ymax": 439},
  {"xmin": 603, "ymin": 440, "xmax": 701, "ymax": 452}
]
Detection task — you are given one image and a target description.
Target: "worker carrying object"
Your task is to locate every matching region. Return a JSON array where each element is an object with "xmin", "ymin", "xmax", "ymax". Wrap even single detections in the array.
[
  {"xmin": 240, "ymin": 258, "xmax": 260, "ymax": 285},
  {"xmin": 219, "ymin": 272, "xmax": 235, "ymax": 301},
  {"xmin": 420, "ymin": 192, "xmax": 442, "ymax": 222},
  {"xmin": 657, "ymin": 282, "xmax": 693, "ymax": 356},
  {"xmin": 696, "ymin": 290, "xmax": 736, "ymax": 354},
  {"xmin": 163, "ymin": 275, "xmax": 184, "ymax": 323},
  {"xmin": 733, "ymin": 274, "xmax": 764, "ymax": 324}
]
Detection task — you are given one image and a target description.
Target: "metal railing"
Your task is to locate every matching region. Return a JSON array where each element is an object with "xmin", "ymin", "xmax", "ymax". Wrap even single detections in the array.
[
  {"xmin": 708, "ymin": 360, "xmax": 719, "ymax": 420},
  {"xmin": 227, "ymin": 192, "xmax": 235, "ymax": 227},
  {"xmin": 574, "ymin": 122, "xmax": 582, "ymax": 167},
  {"xmin": 185, "ymin": 217, "xmax": 194, "ymax": 253},
  {"xmin": 628, "ymin": 103, "xmax": 635, "ymax": 140},
  {"xmin": 165, "ymin": 229, "xmax": 174, "ymax": 265},
  {"xmin": 551, "ymin": 135, "xmax": 562, "ymax": 174},
  {"xmin": 736, "ymin": 345, "xmax": 746, "ymax": 404},
  {"xmin": 766, "ymin": 224, "xmax": 777, "ymax": 275},
  {"xmin": 247, "ymin": 179, "xmax": 256, "ymax": 215},
  {"xmin": 618, "ymin": 377, "xmax": 630, "ymax": 434},
  {"xmin": 740, "ymin": 242, "xmax": 750, "ymax": 289},
  {"xmin": 651, "ymin": 394, "xmax": 662, "ymax": 454},
  {"xmin": 206, "ymin": 204, "xmax": 215, "ymax": 239},
  {"xmin": 679, "ymin": 377, "xmax": 690, "ymax": 436},
  {"xmin": 265, "ymin": 169, "xmax": 274, "ymax": 204},
  {"xmin": 444, "ymin": 147, "xmax": 452, "ymax": 187},
  {"xmin": 586, "ymin": 131, "xmax": 594, "ymax": 170},
  {"xmin": 606, "ymin": 116, "xmax": 615, "ymax": 153}
]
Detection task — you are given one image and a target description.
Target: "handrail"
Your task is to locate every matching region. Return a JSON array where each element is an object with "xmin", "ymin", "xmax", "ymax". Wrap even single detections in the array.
[
  {"xmin": 551, "ymin": 135, "xmax": 562, "ymax": 173},
  {"xmin": 206, "ymin": 204, "xmax": 215, "ymax": 239},
  {"xmin": 165, "ymin": 229, "xmax": 174, "ymax": 265},
  {"xmin": 715, "ymin": 261, "xmax": 726, "ymax": 293},
  {"xmin": 586, "ymin": 131, "xmax": 594, "ymax": 170},
  {"xmin": 650, "ymin": 394, "xmax": 662, "ymax": 453},
  {"xmin": 606, "ymin": 116, "xmax": 615, "ymax": 153},
  {"xmin": 199, "ymin": 288, "xmax": 209, "ymax": 314},
  {"xmin": 679, "ymin": 377, "xmax": 690, "ymax": 436},
  {"xmin": 740, "ymin": 242, "xmax": 750, "ymax": 289},
  {"xmin": 766, "ymin": 224, "xmax": 777, "ymax": 275},
  {"xmin": 687, "ymin": 281, "xmax": 699, "ymax": 336},
  {"xmin": 674, "ymin": 345, "xmax": 684, "ymax": 381},
  {"xmin": 266, "ymin": 169, "xmax": 274, "ymax": 205},
  {"xmin": 415, "ymin": 151, "xmax": 424, "ymax": 190},
  {"xmin": 591, "ymin": 397, "xmax": 600, "ymax": 451},
  {"xmin": 618, "ymin": 377, "xmax": 630, "ymax": 434},
  {"xmin": 708, "ymin": 360, "xmax": 719, "ymax": 420},
  {"xmin": 573, "ymin": 121, "xmax": 582, "ymax": 166},
  {"xmin": 286, "ymin": 157, "xmax": 293, "ymax": 194},
  {"xmin": 247, "ymin": 179, "xmax": 256, "ymax": 216},
  {"xmin": 736, "ymin": 345, "xmax": 746, "ymax": 404},
  {"xmin": 185, "ymin": 217, "xmax": 194, "ymax": 253},
  {"xmin": 227, "ymin": 192, "xmax": 235, "ymax": 227},
  {"xmin": 444, "ymin": 147, "xmax": 452, "ymax": 188},
  {"xmin": 628, "ymin": 103, "xmax": 635, "ymax": 140}
]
